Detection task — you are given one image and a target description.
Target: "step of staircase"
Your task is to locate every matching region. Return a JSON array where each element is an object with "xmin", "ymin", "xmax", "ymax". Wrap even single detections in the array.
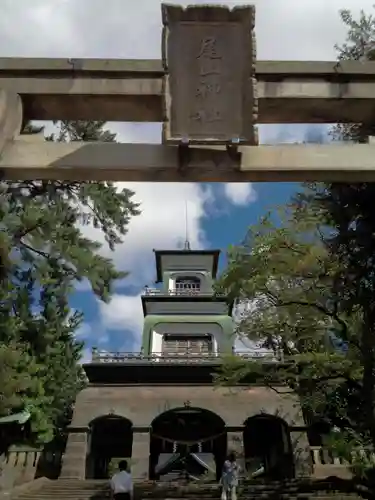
[{"xmin": 10, "ymin": 479, "xmax": 363, "ymax": 500}]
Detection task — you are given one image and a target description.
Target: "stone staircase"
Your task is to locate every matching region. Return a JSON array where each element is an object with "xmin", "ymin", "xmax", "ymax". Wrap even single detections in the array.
[
  {"xmin": 9, "ymin": 479, "xmax": 109, "ymax": 499},
  {"xmin": 9, "ymin": 478, "xmax": 365, "ymax": 500}
]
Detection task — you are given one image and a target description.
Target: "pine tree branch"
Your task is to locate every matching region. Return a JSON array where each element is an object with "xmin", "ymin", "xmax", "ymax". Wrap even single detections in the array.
[
  {"xmin": 68, "ymin": 187, "xmax": 107, "ymax": 229},
  {"xmin": 19, "ymin": 241, "xmax": 50, "ymax": 259},
  {"xmin": 14, "ymin": 222, "xmax": 46, "ymax": 242}
]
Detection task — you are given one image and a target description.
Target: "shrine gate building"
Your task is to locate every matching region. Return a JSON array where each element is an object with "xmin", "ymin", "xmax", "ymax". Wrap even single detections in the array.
[{"xmin": 60, "ymin": 247, "xmax": 311, "ymax": 481}]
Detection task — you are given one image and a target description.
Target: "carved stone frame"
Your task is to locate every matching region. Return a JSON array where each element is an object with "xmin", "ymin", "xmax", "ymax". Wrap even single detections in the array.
[{"xmin": 162, "ymin": 4, "xmax": 258, "ymax": 145}]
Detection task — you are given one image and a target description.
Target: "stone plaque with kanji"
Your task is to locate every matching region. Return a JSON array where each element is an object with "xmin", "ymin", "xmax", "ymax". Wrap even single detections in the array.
[{"xmin": 162, "ymin": 4, "xmax": 258, "ymax": 145}]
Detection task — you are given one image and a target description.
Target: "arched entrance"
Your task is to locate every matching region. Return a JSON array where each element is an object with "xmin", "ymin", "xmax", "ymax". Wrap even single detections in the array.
[
  {"xmin": 149, "ymin": 407, "xmax": 226, "ymax": 481},
  {"xmin": 243, "ymin": 414, "xmax": 294, "ymax": 480},
  {"xmin": 86, "ymin": 415, "xmax": 133, "ymax": 479}
]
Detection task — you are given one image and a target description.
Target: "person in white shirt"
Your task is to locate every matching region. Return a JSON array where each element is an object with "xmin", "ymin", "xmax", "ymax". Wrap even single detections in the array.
[{"xmin": 110, "ymin": 460, "xmax": 133, "ymax": 500}]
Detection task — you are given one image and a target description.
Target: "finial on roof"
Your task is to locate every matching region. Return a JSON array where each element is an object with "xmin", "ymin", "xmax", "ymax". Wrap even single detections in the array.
[{"xmin": 184, "ymin": 200, "xmax": 191, "ymax": 250}]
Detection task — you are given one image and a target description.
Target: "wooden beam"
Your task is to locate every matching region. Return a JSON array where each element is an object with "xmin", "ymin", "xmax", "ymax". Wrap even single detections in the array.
[
  {"xmin": 1, "ymin": 138, "xmax": 375, "ymax": 182},
  {"xmin": 2, "ymin": 58, "xmax": 375, "ymax": 123}
]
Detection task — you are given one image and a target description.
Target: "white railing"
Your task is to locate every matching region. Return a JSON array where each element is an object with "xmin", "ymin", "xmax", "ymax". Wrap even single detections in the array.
[
  {"xmin": 90, "ymin": 349, "xmax": 282, "ymax": 363},
  {"xmin": 4, "ymin": 448, "xmax": 62, "ymax": 468},
  {"xmin": 311, "ymin": 446, "xmax": 375, "ymax": 476},
  {"xmin": 142, "ymin": 288, "xmax": 226, "ymax": 297},
  {"xmin": 311, "ymin": 447, "xmax": 349, "ymax": 467}
]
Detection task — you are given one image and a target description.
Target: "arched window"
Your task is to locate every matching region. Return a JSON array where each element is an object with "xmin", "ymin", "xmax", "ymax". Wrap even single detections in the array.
[{"xmin": 175, "ymin": 276, "xmax": 201, "ymax": 294}]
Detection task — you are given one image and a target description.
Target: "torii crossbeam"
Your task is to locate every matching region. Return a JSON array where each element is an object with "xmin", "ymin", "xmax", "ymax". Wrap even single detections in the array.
[{"xmin": 1, "ymin": 3, "xmax": 375, "ymax": 183}]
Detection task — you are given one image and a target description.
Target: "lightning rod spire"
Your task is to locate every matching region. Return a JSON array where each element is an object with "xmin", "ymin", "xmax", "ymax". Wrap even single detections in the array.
[{"xmin": 184, "ymin": 200, "xmax": 191, "ymax": 250}]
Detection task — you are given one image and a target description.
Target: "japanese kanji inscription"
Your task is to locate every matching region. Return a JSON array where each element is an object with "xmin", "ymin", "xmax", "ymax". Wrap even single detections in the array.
[{"xmin": 162, "ymin": 4, "xmax": 258, "ymax": 145}]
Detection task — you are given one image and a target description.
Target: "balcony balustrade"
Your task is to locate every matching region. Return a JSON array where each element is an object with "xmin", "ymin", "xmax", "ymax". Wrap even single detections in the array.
[
  {"xmin": 142, "ymin": 287, "xmax": 226, "ymax": 297},
  {"xmin": 310, "ymin": 446, "xmax": 375, "ymax": 478},
  {"xmin": 90, "ymin": 348, "xmax": 282, "ymax": 364}
]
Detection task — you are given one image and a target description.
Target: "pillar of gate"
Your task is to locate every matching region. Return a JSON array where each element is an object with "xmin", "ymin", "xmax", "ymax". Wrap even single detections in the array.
[
  {"xmin": 60, "ymin": 427, "xmax": 89, "ymax": 479},
  {"xmin": 0, "ymin": 90, "xmax": 23, "ymax": 157},
  {"xmin": 131, "ymin": 432, "xmax": 149, "ymax": 480}
]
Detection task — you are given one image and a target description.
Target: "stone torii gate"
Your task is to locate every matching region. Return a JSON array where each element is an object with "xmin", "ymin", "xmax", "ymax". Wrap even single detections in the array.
[{"xmin": 1, "ymin": 3, "xmax": 375, "ymax": 182}]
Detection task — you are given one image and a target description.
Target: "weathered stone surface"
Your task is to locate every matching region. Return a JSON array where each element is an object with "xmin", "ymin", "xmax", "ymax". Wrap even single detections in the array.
[
  {"xmin": 62, "ymin": 384, "xmax": 307, "ymax": 482},
  {"xmin": 5, "ymin": 140, "xmax": 375, "ymax": 183},
  {"xmin": 0, "ymin": 89, "xmax": 22, "ymax": 156},
  {"xmin": 8, "ymin": 477, "xmax": 364, "ymax": 500},
  {"xmin": 290, "ymin": 430, "xmax": 313, "ymax": 477},
  {"xmin": 66, "ymin": 433, "xmax": 87, "ymax": 444},
  {"xmin": 2, "ymin": 58, "xmax": 375, "ymax": 124},
  {"xmin": 59, "ymin": 432, "xmax": 87, "ymax": 479},
  {"xmin": 132, "ymin": 433, "xmax": 150, "ymax": 480},
  {"xmin": 162, "ymin": 4, "xmax": 257, "ymax": 144},
  {"xmin": 71, "ymin": 385, "xmax": 302, "ymax": 428}
]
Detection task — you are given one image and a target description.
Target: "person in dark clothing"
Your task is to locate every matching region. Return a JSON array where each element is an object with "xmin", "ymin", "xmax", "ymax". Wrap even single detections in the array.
[{"xmin": 110, "ymin": 460, "xmax": 133, "ymax": 500}]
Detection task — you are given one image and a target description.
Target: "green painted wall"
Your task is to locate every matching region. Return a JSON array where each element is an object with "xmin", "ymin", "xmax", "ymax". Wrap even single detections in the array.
[{"xmin": 141, "ymin": 315, "xmax": 234, "ymax": 355}]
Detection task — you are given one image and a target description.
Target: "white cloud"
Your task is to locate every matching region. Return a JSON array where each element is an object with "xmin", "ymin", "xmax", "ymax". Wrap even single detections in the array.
[
  {"xmin": 81, "ymin": 181, "xmax": 213, "ymax": 286},
  {"xmin": 75, "ymin": 322, "xmax": 92, "ymax": 339},
  {"xmin": 98, "ymin": 294, "xmax": 144, "ymax": 337},
  {"xmin": 224, "ymin": 184, "xmax": 257, "ymax": 206},
  {"xmin": 37, "ymin": 120, "xmax": 215, "ymax": 288},
  {"xmin": 0, "ymin": 0, "xmax": 369, "ymax": 60},
  {"xmin": 79, "ymin": 346, "xmax": 92, "ymax": 364}
]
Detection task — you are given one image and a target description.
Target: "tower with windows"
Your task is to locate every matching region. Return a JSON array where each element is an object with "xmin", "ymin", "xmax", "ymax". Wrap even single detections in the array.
[
  {"xmin": 61, "ymin": 246, "xmax": 310, "ymax": 484},
  {"xmin": 141, "ymin": 249, "xmax": 234, "ymax": 359}
]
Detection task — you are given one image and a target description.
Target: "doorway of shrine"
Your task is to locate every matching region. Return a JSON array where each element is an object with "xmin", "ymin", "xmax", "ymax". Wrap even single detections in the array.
[
  {"xmin": 243, "ymin": 414, "xmax": 294, "ymax": 480},
  {"xmin": 86, "ymin": 415, "xmax": 133, "ymax": 479},
  {"xmin": 149, "ymin": 407, "xmax": 227, "ymax": 481}
]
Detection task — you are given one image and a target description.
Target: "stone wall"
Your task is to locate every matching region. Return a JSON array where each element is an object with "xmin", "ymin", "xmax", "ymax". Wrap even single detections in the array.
[
  {"xmin": 59, "ymin": 384, "xmax": 312, "ymax": 480},
  {"xmin": 60, "ymin": 431, "xmax": 88, "ymax": 479},
  {"xmin": 0, "ymin": 448, "xmax": 61, "ymax": 493},
  {"xmin": 71, "ymin": 385, "xmax": 303, "ymax": 427}
]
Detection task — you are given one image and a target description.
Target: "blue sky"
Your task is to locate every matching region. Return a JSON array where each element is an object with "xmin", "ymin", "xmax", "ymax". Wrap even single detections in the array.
[
  {"xmin": 70, "ymin": 179, "xmax": 301, "ymax": 358},
  {"xmin": 1, "ymin": 0, "xmax": 372, "ymax": 361}
]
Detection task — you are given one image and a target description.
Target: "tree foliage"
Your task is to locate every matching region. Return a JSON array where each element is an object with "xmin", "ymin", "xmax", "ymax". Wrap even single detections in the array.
[
  {"xmin": 217, "ymin": 6, "xmax": 375, "ymax": 478},
  {"xmin": 0, "ymin": 120, "xmax": 140, "ymax": 444},
  {"xmin": 332, "ymin": 8, "xmax": 375, "ymax": 142},
  {"xmin": 329, "ymin": 6, "xmax": 375, "ymax": 460},
  {"xmin": 216, "ymin": 196, "xmax": 374, "ymax": 481},
  {"xmin": 217, "ymin": 205, "xmax": 359, "ymax": 409},
  {"xmin": 298, "ymin": 182, "xmax": 375, "ymax": 447}
]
